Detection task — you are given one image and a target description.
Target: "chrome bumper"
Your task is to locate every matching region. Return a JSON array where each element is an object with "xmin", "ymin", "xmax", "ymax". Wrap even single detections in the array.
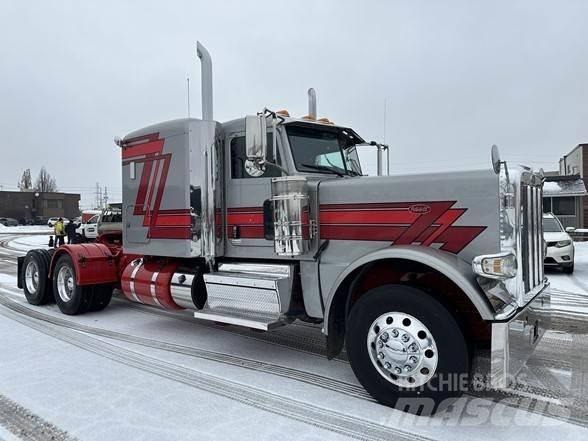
[{"xmin": 490, "ymin": 289, "xmax": 551, "ymax": 389}]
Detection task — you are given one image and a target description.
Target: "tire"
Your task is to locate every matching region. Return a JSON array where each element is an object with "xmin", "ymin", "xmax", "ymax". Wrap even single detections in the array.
[
  {"xmin": 345, "ymin": 284, "xmax": 469, "ymax": 415},
  {"xmin": 22, "ymin": 250, "xmax": 53, "ymax": 305},
  {"xmin": 53, "ymin": 254, "xmax": 92, "ymax": 315},
  {"xmin": 563, "ymin": 263, "xmax": 574, "ymax": 274},
  {"xmin": 88, "ymin": 285, "xmax": 113, "ymax": 312}
]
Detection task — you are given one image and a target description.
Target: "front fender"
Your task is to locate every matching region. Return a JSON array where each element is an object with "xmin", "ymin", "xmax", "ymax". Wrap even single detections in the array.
[{"xmin": 323, "ymin": 245, "xmax": 495, "ymax": 331}]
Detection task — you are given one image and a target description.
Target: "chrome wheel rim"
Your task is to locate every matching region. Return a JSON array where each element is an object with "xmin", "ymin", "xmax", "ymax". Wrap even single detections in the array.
[
  {"xmin": 24, "ymin": 261, "xmax": 39, "ymax": 294},
  {"xmin": 367, "ymin": 312, "xmax": 438, "ymax": 388},
  {"xmin": 56, "ymin": 265, "xmax": 75, "ymax": 302}
]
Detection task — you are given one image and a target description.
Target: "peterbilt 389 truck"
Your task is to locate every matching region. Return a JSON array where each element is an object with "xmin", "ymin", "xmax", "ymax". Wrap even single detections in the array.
[{"xmin": 17, "ymin": 42, "xmax": 550, "ymax": 413}]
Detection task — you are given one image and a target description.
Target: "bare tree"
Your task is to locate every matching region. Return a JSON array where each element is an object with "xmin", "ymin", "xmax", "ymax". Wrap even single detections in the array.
[
  {"xmin": 18, "ymin": 169, "xmax": 33, "ymax": 191},
  {"xmin": 34, "ymin": 167, "xmax": 57, "ymax": 193}
]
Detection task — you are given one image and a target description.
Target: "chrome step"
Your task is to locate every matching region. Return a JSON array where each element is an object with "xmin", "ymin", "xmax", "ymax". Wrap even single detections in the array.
[
  {"xmin": 192, "ymin": 309, "xmax": 284, "ymax": 331},
  {"xmin": 193, "ymin": 265, "xmax": 294, "ymax": 331}
]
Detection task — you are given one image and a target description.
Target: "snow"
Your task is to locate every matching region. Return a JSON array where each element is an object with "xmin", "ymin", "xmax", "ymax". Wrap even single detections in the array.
[
  {"xmin": 0, "ymin": 274, "xmax": 16, "ymax": 285},
  {"xmin": 0, "ymin": 233, "xmax": 588, "ymax": 440},
  {"xmin": 544, "ymin": 241, "xmax": 588, "ymax": 315},
  {"xmin": 4, "ymin": 235, "xmax": 51, "ymax": 252},
  {"xmin": 0, "ymin": 225, "xmax": 52, "ymax": 234}
]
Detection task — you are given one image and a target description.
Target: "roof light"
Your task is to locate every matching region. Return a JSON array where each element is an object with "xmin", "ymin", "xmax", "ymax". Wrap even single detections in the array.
[
  {"xmin": 276, "ymin": 109, "xmax": 290, "ymax": 117},
  {"xmin": 318, "ymin": 117, "xmax": 335, "ymax": 125},
  {"xmin": 301, "ymin": 115, "xmax": 316, "ymax": 120}
]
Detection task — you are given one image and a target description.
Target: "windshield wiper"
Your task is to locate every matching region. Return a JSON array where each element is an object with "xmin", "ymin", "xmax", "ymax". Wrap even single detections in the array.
[{"xmin": 300, "ymin": 163, "xmax": 345, "ymax": 177}]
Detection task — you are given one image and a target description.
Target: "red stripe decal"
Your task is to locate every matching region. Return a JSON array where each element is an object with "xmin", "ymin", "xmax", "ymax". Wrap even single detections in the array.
[
  {"xmin": 318, "ymin": 201, "xmax": 485, "ymax": 253},
  {"xmin": 122, "ymin": 139, "xmax": 164, "ymax": 159}
]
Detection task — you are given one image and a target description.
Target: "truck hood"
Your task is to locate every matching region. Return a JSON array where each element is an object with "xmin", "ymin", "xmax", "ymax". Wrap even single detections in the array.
[{"xmin": 315, "ymin": 170, "xmax": 500, "ymax": 263}]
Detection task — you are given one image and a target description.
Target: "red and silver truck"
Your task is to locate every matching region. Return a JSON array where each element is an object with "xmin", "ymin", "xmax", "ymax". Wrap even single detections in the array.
[{"xmin": 17, "ymin": 42, "xmax": 550, "ymax": 413}]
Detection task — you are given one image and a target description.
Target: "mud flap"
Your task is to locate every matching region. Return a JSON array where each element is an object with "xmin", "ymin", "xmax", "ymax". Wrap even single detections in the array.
[{"xmin": 17, "ymin": 256, "xmax": 24, "ymax": 289}]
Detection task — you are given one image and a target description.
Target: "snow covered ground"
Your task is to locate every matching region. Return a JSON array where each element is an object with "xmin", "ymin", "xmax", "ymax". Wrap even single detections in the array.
[
  {"xmin": 0, "ymin": 225, "xmax": 52, "ymax": 234},
  {"xmin": 0, "ymin": 235, "xmax": 587, "ymax": 440}
]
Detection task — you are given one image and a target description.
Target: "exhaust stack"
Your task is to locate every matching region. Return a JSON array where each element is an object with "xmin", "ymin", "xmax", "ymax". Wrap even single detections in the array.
[
  {"xmin": 196, "ymin": 41, "xmax": 213, "ymax": 121},
  {"xmin": 307, "ymin": 88, "xmax": 317, "ymax": 120}
]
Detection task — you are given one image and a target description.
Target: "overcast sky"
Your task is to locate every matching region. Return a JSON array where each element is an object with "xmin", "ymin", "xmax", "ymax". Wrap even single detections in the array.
[{"xmin": 1, "ymin": 0, "xmax": 587, "ymax": 208}]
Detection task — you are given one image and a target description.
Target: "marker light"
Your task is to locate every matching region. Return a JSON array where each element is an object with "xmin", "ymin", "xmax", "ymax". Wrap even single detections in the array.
[{"xmin": 472, "ymin": 252, "xmax": 517, "ymax": 279}]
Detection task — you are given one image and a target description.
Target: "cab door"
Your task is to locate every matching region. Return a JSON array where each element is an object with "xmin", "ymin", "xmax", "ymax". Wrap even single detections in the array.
[{"xmin": 224, "ymin": 132, "xmax": 282, "ymax": 259}]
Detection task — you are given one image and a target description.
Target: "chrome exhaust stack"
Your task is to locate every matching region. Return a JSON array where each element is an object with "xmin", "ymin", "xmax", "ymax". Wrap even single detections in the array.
[{"xmin": 196, "ymin": 41, "xmax": 213, "ymax": 121}]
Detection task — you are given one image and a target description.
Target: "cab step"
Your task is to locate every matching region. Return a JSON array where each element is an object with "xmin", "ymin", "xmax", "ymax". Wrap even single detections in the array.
[{"xmin": 193, "ymin": 264, "xmax": 293, "ymax": 331}]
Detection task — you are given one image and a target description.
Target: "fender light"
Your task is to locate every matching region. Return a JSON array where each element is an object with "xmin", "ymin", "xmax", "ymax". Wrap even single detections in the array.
[{"xmin": 472, "ymin": 252, "xmax": 517, "ymax": 279}]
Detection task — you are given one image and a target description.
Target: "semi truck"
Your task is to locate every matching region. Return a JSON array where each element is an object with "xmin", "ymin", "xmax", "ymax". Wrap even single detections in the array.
[{"xmin": 17, "ymin": 42, "xmax": 550, "ymax": 414}]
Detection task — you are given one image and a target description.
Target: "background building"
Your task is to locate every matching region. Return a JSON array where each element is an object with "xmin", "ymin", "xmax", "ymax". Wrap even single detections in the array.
[
  {"xmin": 556, "ymin": 143, "xmax": 588, "ymax": 228},
  {"xmin": 0, "ymin": 191, "xmax": 80, "ymax": 223},
  {"xmin": 543, "ymin": 175, "xmax": 586, "ymax": 229}
]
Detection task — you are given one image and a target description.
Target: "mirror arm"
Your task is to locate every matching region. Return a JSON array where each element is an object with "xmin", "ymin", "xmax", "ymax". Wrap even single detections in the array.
[{"xmin": 263, "ymin": 161, "xmax": 289, "ymax": 176}]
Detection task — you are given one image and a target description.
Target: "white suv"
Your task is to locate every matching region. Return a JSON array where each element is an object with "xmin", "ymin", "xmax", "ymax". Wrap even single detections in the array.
[{"xmin": 543, "ymin": 212, "xmax": 575, "ymax": 273}]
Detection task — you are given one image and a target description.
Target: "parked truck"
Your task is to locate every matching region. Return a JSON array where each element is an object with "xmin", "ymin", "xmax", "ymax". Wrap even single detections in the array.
[{"xmin": 17, "ymin": 42, "xmax": 550, "ymax": 414}]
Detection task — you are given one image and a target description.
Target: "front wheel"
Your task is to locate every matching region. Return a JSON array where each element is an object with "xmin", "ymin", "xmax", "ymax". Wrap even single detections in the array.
[{"xmin": 345, "ymin": 284, "xmax": 469, "ymax": 415}]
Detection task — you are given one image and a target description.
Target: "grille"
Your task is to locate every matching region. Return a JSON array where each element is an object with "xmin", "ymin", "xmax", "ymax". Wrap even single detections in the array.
[{"xmin": 520, "ymin": 183, "xmax": 544, "ymax": 294}]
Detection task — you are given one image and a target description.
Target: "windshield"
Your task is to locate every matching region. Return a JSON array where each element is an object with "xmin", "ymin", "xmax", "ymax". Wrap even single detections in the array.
[
  {"xmin": 543, "ymin": 217, "xmax": 562, "ymax": 232},
  {"xmin": 286, "ymin": 125, "xmax": 362, "ymax": 176}
]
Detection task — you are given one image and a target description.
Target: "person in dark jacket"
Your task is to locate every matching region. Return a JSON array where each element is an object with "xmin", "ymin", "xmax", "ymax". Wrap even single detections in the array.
[{"xmin": 65, "ymin": 219, "xmax": 77, "ymax": 244}]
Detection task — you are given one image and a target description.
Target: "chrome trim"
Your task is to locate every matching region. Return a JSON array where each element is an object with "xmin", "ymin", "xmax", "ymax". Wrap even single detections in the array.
[
  {"xmin": 129, "ymin": 259, "xmax": 143, "ymax": 304},
  {"xmin": 197, "ymin": 268, "xmax": 294, "ymax": 329},
  {"xmin": 24, "ymin": 260, "xmax": 39, "ymax": 295},
  {"xmin": 150, "ymin": 271, "xmax": 163, "ymax": 308},
  {"xmin": 56, "ymin": 264, "xmax": 75, "ymax": 303},
  {"xmin": 472, "ymin": 252, "xmax": 516, "ymax": 280},
  {"xmin": 170, "ymin": 272, "xmax": 196, "ymax": 309},
  {"xmin": 196, "ymin": 41, "xmax": 213, "ymax": 121},
  {"xmin": 192, "ymin": 310, "xmax": 285, "ymax": 331},
  {"xmin": 478, "ymin": 165, "xmax": 547, "ymax": 313},
  {"xmin": 367, "ymin": 312, "xmax": 438, "ymax": 388},
  {"xmin": 271, "ymin": 176, "xmax": 311, "ymax": 256},
  {"xmin": 490, "ymin": 289, "xmax": 551, "ymax": 389},
  {"xmin": 218, "ymin": 262, "xmax": 292, "ymax": 277}
]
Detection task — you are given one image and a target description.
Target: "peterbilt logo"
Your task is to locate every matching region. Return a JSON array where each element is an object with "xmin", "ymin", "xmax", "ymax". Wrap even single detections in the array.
[{"xmin": 409, "ymin": 204, "xmax": 431, "ymax": 214}]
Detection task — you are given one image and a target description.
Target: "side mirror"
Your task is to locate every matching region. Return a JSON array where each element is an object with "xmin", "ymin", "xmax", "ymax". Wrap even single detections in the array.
[
  {"xmin": 491, "ymin": 144, "xmax": 501, "ymax": 174},
  {"xmin": 245, "ymin": 115, "xmax": 267, "ymax": 176},
  {"xmin": 566, "ymin": 226, "xmax": 576, "ymax": 233}
]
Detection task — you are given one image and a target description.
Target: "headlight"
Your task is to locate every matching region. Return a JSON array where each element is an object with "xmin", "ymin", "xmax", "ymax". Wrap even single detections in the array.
[
  {"xmin": 472, "ymin": 252, "xmax": 517, "ymax": 279},
  {"xmin": 556, "ymin": 240, "xmax": 571, "ymax": 248}
]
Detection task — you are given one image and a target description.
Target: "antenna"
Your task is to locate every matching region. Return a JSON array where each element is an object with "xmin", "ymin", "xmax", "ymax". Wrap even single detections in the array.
[{"xmin": 187, "ymin": 77, "xmax": 191, "ymax": 118}]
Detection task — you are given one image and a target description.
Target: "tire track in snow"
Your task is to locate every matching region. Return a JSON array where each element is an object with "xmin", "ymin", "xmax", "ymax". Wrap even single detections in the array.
[
  {"xmin": 0, "ymin": 298, "xmax": 434, "ymax": 441},
  {"xmin": 0, "ymin": 393, "xmax": 77, "ymax": 441},
  {"xmin": 0, "ymin": 293, "xmax": 372, "ymax": 401},
  {"xmin": 2, "ymin": 289, "xmax": 585, "ymax": 429}
]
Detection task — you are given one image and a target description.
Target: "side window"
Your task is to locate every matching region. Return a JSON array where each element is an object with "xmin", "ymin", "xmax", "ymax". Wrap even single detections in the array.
[{"xmin": 230, "ymin": 134, "xmax": 281, "ymax": 179}]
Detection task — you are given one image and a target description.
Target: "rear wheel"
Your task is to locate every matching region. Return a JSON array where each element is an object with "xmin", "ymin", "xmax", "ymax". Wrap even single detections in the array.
[
  {"xmin": 88, "ymin": 285, "xmax": 113, "ymax": 312},
  {"xmin": 53, "ymin": 254, "xmax": 91, "ymax": 315},
  {"xmin": 346, "ymin": 284, "xmax": 469, "ymax": 415},
  {"xmin": 22, "ymin": 250, "xmax": 53, "ymax": 305}
]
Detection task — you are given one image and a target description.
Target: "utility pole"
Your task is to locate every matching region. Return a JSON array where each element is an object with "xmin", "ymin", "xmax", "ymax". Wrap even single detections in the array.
[{"xmin": 103, "ymin": 186, "xmax": 109, "ymax": 208}]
